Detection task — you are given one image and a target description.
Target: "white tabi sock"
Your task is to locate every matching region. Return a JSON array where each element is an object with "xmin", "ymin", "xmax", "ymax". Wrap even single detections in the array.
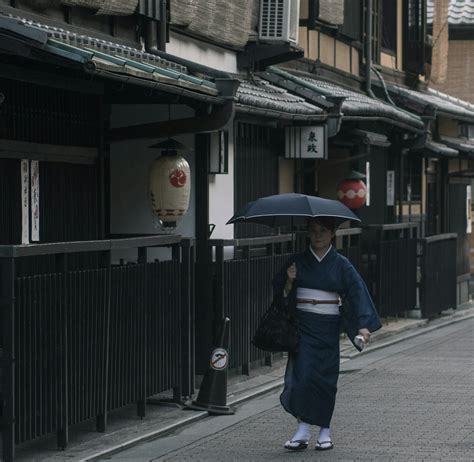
[
  {"xmin": 290, "ymin": 421, "xmax": 312, "ymax": 442},
  {"xmin": 318, "ymin": 427, "xmax": 331, "ymax": 443}
]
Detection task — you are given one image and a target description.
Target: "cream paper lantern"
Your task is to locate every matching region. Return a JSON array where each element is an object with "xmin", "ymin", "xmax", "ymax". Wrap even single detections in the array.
[{"xmin": 149, "ymin": 139, "xmax": 191, "ymax": 227}]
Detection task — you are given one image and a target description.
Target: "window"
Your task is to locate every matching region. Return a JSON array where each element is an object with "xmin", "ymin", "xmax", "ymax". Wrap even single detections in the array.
[
  {"xmin": 339, "ymin": 0, "xmax": 362, "ymax": 41},
  {"xmin": 382, "ymin": 0, "xmax": 397, "ymax": 52},
  {"xmin": 459, "ymin": 124, "xmax": 474, "ymax": 140},
  {"xmin": 403, "ymin": 156, "xmax": 422, "ymax": 202},
  {"xmin": 403, "ymin": 0, "xmax": 426, "ymax": 74}
]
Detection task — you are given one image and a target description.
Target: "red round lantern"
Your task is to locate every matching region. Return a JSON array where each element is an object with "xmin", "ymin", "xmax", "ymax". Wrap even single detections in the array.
[{"xmin": 337, "ymin": 178, "xmax": 367, "ymax": 209}]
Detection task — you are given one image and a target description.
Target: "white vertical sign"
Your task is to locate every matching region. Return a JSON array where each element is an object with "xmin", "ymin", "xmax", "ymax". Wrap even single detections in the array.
[
  {"xmin": 285, "ymin": 126, "xmax": 326, "ymax": 159},
  {"xmin": 31, "ymin": 160, "xmax": 40, "ymax": 241},
  {"xmin": 467, "ymin": 185, "xmax": 472, "ymax": 234},
  {"xmin": 386, "ymin": 170, "xmax": 395, "ymax": 206},
  {"xmin": 21, "ymin": 159, "xmax": 30, "ymax": 244},
  {"xmin": 365, "ymin": 161, "xmax": 371, "ymax": 206}
]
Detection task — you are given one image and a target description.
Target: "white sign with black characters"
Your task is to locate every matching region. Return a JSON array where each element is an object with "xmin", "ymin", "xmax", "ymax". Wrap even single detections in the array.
[
  {"xmin": 31, "ymin": 160, "xmax": 40, "ymax": 242},
  {"xmin": 21, "ymin": 159, "xmax": 30, "ymax": 245},
  {"xmin": 386, "ymin": 170, "xmax": 395, "ymax": 206},
  {"xmin": 365, "ymin": 161, "xmax": 371, "ymax": 206},
  {"xmin": 467, "ymin": 185, "xmax": 472, "ymax": 234},
  {"xmin": 285, "ymin": 126, "xmax": 327, "ymax": 159}
]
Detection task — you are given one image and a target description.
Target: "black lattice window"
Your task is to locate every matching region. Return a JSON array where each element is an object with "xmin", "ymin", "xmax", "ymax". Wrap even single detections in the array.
[{"xmin": 234, "ymin": 122, "xmax": 283, "ymax": 238}]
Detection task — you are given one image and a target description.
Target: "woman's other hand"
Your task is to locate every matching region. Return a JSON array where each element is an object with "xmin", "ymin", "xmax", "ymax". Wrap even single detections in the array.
[
  {"xmin": 358, "ymin": 328, "xmax": 371, "ymax": 343},
  {"xmin": 284, "ymin": 263, "xmax": 297, "ymax": 296}
]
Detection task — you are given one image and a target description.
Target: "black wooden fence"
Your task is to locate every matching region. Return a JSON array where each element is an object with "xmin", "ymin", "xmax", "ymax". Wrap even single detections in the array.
[
  {"xmin": 0, "ymin": 235, "xmax": 194, "ymax": 462},
  {"xmin": 209, "ymin": 235, "xmax": 295, "ymax": 374},
  {"xmin": 361, "ymin": 223, "xmax": 418, "ymax": 317},
  {"xmin": 419, "ymin": 233, "xmax": 457, "ymax": 318},
  {"xmin": 334, "ymin": 227, "xmax": 362, "ymax": 272}
]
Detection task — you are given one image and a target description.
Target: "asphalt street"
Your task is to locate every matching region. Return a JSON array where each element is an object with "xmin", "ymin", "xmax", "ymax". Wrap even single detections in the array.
[{"xmin": 102, "ymin": 318, "xmax": 474, "ymax": 462}]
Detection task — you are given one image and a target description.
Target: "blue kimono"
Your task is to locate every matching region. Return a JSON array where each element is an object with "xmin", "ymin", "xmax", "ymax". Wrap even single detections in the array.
[{"xmin": 273, "ymin": 246, "xmax": 381, "ymax": 428}]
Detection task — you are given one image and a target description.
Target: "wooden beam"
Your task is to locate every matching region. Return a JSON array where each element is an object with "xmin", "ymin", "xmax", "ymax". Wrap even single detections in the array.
[
  {"xmin": 0, "ymin": 139, "xmax": 98, "ymax": 164},
  {"xmin": 108, "ymin": 100, "xmax": 234, "ymax": 142}
]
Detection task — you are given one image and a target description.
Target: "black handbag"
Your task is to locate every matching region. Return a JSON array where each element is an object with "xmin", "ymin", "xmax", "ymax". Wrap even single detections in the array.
[{"xmin": 252, "ymin": 296, "xmax": 299, "ymax": 353}]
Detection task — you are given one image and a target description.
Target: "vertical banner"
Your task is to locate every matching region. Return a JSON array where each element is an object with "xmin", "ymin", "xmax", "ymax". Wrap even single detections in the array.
[
  {"xmin": 365, "ymin": 161, "xmax": 371, "ymax": 206},
  {"xmin": 21, "ymin": 159, "xmax": 30, "ymax": 244},
  {"xmin": 467, "ymin": 185, "xmax": 472, "ymax": 234},
  {"xmin": 386, "ymin": 170, "xmax": 395, "ymax": 206},
  {"xmin": 31, "ymin": 160, "xmax": 40, "ymax": 241}
]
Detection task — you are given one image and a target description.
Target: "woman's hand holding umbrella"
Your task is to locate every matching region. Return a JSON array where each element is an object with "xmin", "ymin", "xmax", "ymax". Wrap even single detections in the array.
[{"xmin": 284, "ymin": 263, "xmax": 297, "ymax": 295}]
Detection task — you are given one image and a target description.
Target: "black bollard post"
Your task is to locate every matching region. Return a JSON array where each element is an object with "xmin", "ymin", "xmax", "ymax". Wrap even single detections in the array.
[{"xmin": 186, "ymin": 317, "xmax": 235, "ymax": 415}]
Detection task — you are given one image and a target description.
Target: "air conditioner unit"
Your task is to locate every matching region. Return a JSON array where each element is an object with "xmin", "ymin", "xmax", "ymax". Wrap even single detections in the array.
[{"xmin": 259, "ymin": 0, "xmax": 300, "ymax": 44}]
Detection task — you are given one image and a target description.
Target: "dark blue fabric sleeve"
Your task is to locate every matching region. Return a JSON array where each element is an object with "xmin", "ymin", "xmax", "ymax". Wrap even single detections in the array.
[{"xmin": 341, "ymin": 259, "xmax": 381, "ymax": 333}]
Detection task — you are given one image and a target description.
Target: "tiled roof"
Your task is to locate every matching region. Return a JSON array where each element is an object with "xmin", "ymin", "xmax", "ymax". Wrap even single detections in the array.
[
  {"xmin": 420, "ymin": 140, "xmax": 459, "ymax": 157},
  {"xmin": 267, "ymin": 68, "xmax": 424, "ymax": 129},
  {"xmin": 0, "ymin": 13, "xmax": 219, "ymax": 99},
  {"xmin": 236, "ymin": 78, "xmax": 326, "ymax": 120},
  {"xmin": 388, "ymin": 84, "xmax": 474, "ymax": 121},
  {"xmin": 440, "ymin": 135, "xmax": 474, "ymax": 156},
  {"xmin": 0, "ymin": 11, "xmax": 185, "ymax": 72},
  {"xmin": 427, "ymin": 0, "xmax": 474, "ymax": 25}
]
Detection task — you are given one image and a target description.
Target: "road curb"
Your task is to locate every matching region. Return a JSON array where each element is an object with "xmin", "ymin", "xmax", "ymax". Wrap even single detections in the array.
[{"xmin": 81, "ymin": 311, "xmax": 473, "ymax": 461}]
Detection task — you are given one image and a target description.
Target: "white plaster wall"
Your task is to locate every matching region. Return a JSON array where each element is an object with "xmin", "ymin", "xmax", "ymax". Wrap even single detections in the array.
[
  {"xmin": 167, "ymin": 31, "xmax": 238, "ymax": 74},
  {"xmin": 208, "ymin": 124, "xmax": 235, "ymax": 240},
  {"xmin": 110, "ymin": 104, "xmax": 195, "ymax": 261}
]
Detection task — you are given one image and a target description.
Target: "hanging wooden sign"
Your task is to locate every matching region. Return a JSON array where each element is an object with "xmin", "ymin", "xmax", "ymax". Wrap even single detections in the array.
[
  {"xmin": 31, "ymin": 160, "xmax": 40, "ymax": 242},
  {"xmin": 21, "ymin": 159, "xmax": 29, "ymax": 245},
  {"xmin": 285, "ymin": 126, "xmax": 327, "ymax": 159}
]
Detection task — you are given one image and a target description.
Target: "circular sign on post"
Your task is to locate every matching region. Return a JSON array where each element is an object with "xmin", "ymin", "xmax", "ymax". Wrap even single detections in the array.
[{"xmin": 210, "ymin": 348, "xmax": 228, "ymax": 370}]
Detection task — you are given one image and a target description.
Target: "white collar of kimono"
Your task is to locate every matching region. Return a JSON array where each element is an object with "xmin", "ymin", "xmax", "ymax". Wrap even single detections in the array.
[{"xmin": 309, "ymin": 244, "xmax": 332, "ymax": 262}]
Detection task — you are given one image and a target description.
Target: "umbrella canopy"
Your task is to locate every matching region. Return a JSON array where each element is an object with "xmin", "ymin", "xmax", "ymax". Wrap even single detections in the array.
[{"xmin": 227, "ymin": 193, "xmax": 360, "ymax": 227}]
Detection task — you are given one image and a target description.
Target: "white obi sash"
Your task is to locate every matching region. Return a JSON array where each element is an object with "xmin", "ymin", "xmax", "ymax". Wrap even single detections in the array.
[{"xmin": 296, "ymin": 287, "xmax": 341, "ymax": 315}]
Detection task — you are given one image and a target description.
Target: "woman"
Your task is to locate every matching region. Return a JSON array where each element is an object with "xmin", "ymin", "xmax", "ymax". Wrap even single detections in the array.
[{"xmin": 273, "ymin": 217, "xmax": 381, "ymax": 451}]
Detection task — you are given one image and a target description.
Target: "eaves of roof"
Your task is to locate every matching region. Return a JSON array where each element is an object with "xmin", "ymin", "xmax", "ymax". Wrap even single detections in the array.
[
  {"xmin": 388, "ymin": 84, "xmax": 474, "ymax": 123},
  {"xmin": 439, "ymin": 135, "xmax": 474, "ymax": 159},
  {"xmin": 0, "ymin": 13, "xmax": 224, "ymax": 104},
  {"xmin": 414, "ymin": 140, "xmax": 459, "ymax": 158},
  {"xmin": 236, "ymin": 78, "xmax": 326, "ymax": 121},
  {"xmin": 266, "ymin": 67, "xmax": 425, "ymax": 132}
]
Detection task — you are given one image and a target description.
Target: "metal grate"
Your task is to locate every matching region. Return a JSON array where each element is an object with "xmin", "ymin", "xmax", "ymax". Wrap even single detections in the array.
[{"xmin": 260, "ymin": 0, "xmax": 285, "ymax": 39}]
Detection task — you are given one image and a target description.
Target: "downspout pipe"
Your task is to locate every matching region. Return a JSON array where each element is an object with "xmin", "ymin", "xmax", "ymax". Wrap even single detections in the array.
[
  {"xmin": 365, "ymin": 0, "xmax": 376, "ymax": 98},
  {"xmin": 144, "ymin": 20, "xmax": 233, "ymax": 79}
]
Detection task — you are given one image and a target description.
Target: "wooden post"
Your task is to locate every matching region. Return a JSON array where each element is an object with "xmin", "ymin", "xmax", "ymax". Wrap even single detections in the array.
[
  {"xmin": 136, "ymin": 247, "xmax": 148, "ymax": 418},
  {"xmin": 55, "ymin": 253, "xmax": 69, "ymax": 450},
  {"xmin": 96, "ymin": 250, "xmax": 111, "ymax": 432}
]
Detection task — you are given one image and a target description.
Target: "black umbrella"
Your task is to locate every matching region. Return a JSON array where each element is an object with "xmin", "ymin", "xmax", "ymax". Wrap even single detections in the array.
[{"xmin": 227, "ymin": 193, "xmax": 360, "ymax": 227}]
